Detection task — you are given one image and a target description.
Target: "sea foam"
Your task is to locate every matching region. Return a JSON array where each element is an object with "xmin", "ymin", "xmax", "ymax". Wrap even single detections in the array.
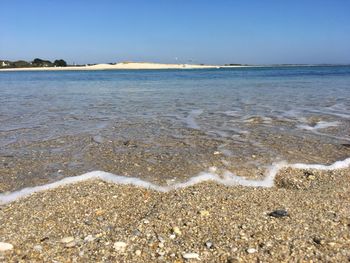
[
  {"xmin": 297, "ymin": 121, "xmax": 339, "ymax": 131},
  {"xmin": 0, "ymin": 157, "xmax": 349, "ymax": 205}
]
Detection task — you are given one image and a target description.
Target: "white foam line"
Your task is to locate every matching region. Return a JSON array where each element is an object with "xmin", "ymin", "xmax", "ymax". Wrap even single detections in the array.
[{"xmin": 0, "ymin": 157, "xmax": 349, "ymax": 205}]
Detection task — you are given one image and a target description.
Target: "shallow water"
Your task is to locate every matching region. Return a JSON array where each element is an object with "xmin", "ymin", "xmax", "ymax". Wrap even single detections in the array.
[{"xmin": 0, "ymin": 66, "xmax": 350, "ymax": 191}]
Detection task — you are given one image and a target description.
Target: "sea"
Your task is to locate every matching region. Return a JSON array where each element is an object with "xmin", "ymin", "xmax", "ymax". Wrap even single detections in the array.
[{"xmin": 0, "ymin": 66, "xmax": 350, "ymax": 203}]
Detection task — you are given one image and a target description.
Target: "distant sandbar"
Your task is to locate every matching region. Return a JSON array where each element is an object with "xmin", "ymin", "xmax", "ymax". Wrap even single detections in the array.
[{"xmin": 0, "ymin": 62, "xmax": 244, "ymax": 71}]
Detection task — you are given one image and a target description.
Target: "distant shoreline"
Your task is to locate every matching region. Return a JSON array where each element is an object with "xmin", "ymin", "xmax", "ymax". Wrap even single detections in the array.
[
  {"xmin": 0, "ymin": 62, "xmax": 241, "ymax": 72},
  {"xmin": 0, "ymin": 62, "xmax": 348, "ymax": 72}
]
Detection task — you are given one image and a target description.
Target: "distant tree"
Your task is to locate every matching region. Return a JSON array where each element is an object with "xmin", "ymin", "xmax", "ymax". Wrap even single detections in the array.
[
  {"xmin": 53, "ymin": 59, "xmax": 67, "ymax": 67},
  {"xmin": 12, "ymin": 60, "xmax": 31, "ymax": 68},
  {"xmin": 32, "ymin": 58, "xmax": 53, "ymax": 67}
]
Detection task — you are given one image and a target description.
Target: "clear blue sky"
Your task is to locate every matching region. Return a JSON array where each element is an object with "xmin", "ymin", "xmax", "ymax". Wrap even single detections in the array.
[{"xmin": 1, "ymin": 0, "xmax": 350, "ymax": 65}]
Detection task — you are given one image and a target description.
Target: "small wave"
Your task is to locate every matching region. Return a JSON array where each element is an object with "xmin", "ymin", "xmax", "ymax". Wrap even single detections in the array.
[
  {"xmin": 0, "ymin": 158, "xmax": 349, "ymax": 205},
  {"xmin": 185, "ymin": 109, "xmax": 203, "ymax": 129}
]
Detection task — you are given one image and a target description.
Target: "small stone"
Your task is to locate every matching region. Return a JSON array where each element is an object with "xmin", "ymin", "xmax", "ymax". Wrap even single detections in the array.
[
  {"xmin": 135, "ymin": 249, "xmax": 142, "ymax": 256},
  {"xmin": 114, "ymin": 241, "xmax": 127, "ymax": 252},
  {"xmin": 158, "ymin": 236, "xmax": 165, "ymax": 243},
  {"xmin": 132, "ymin": 229, "xmax": 141, "ymax": 236},
  {"xmin": 143, "ymin": 219, "xmax": 150, "ymax": 224},
  {"xmin": 328, "ymin": 242, "xmax": 337, "ymax": 247},
  {"xmin": 84, "ymin": 235, "xmax": 95, "ymax": 242},
  {"xmin": 268, "ymin": 209, "xmax": 289, "ymax": 218},
  {"xmin": 60, "ymin": 237, "xmax": 75, "ymax": 244},
  {"xmin": 0, "ymin": 242, "xmax": 13, "ymax": 252},
  {"xmin": 246, "ymin": 248, "xmax": 257, "ymax": 254},
  {"xmin": 183, "ymin": 252, "xmax": 200, "ymax": 260},
  {"xmin": 33, "ymin": 245, "xmax": 43, "ymax": 252},
  {"xmin": 92, "ymin": 135, "xmax": 104, "ymax": 144},
  {"xmin": 172, "ymin": 226, "xmax": 182, "ymax": 235},
  {"xmin": 65, "ymin": 241, "xmax": 77, "ymax": 248},
  {"xmin": 95, "ymin": 209, "xmax": 105, "ymax": 216},
  {"xmin": 214, "ymin": 151, "xmax": 221, "ymax": 155},
  {"xmin": 205, "ymin": 241, "xmax": 213, "ymax": 249},
  {"xmin": 170, "ymin": 234, "xmax": 176, "ymax": 239},
  {"xmin": 208, "ymin": 166, "xmax": 217, "ymax": 173},
  {"xmin": 200, "ymin": 210, "xmax": 210, "ymax": 217},
  {"xmin": 158, "ymin": 242, "xmax": 164, "ymax": 248}
]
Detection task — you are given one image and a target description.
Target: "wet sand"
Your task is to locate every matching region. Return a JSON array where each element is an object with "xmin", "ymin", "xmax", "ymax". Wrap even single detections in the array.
[
  {"xmin": 1, "ymin": 122, "xmax": 349, "ymax": 193},
  {"xmin": 0, "ymin": 167, "xmax": 349, "ymax": 262}
]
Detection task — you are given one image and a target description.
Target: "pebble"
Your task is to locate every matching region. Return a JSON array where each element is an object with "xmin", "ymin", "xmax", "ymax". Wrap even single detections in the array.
[
  {"xmin": 65, "ymin": 241, "xmax": 77, "ymax": 248},
  {"xmin": 268, "ymin": 209, "xmax": 289, "ymax": 218},
  {"xmin": 84, "ymin": 235, "xmax": 95, "ymax": 242},
  {"xmin": 0, "ymin": 242, "xmax": 13, "ymax": 252},
  {"xmin": 205, "ymin": 241, "xmax": 213, "ymax": 249},
  {"xmin": 183, "ymin": 252, "xmax": 200, "ymax": 260},
  {"xmin": 200, "ymin": 210, "xmax": 210, "ymax": 216},
  {"xmin": 246, "ymin": 248, "xmax": 257, "ymax": 254},
  {"xmin": 135, "ymin": 249, "xmax": 142, "ymax": 256},
  {"xmin": 172, "ymin": 226, "xmax": 182, "ymax": 235},
  {"xmin": 158, "ymin": 236, "xmax": 165, "ymax": 243},
  {"xmin": 60, "ymin": 237, "xmax": 75, "ymax": 244},
  {"xmin": 33, "ymin": 245, "xmax": 43, "ymax": 252},
  {"xmin": 113, "ymin": 241, "xmax": 127, "ymax": 252},
  {"xmin": 92, "ymin": 135, "xmax": 104, "ymax": 144}
]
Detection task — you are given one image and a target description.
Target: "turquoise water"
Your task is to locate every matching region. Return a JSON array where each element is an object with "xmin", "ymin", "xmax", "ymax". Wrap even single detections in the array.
[{"xmin": 0, "ymin": 66, "xmax": 350, "ymax": 187}]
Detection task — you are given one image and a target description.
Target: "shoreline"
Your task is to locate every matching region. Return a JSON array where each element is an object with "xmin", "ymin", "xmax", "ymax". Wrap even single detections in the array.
[
  {"xmin": 0, "ymin": 63, "xmax": 348, "ymax": 72},
  {"xmin": 1, "ymin": 157, "xmax": 349, "ymax": 205},
  {"xmin": 0, "ymin": 62, "xmax": 234, "ymax": 72}
]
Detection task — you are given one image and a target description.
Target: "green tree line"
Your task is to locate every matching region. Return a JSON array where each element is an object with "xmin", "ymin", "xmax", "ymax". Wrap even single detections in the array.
[{"xmin": 0, "ymin": 58, "xmax": 68, "ymax": 68}]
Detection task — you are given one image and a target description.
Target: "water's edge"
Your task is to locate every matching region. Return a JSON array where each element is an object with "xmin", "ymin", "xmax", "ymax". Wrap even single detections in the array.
[{"xmin": 1, "ymin": 157, "xmax": 349, "ymax": 205}]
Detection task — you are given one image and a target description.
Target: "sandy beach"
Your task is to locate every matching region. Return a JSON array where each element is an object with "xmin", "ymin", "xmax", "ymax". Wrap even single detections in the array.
[
  {"xmin": 0, "ymin": 166, "xmax": 349, "ymax": 262},
  {"xmin": 0, "ymin": 62, "xmax": 234, "ymax": 72}
]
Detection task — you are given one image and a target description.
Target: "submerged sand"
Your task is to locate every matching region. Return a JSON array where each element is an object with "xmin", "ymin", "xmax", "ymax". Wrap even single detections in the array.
[{"xmin": 0, "ymin": 167, "xmax": 349, "ymax": 262}]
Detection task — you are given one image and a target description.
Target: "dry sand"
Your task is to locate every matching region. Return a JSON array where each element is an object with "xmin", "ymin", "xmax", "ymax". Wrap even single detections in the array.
[
  {"xmin": 0, "ymin": 167, "xmax": 349, "ymax": 262},
  {"xmin": 0, "ymin": 62, "xmax": 238, "ymax": 72}
]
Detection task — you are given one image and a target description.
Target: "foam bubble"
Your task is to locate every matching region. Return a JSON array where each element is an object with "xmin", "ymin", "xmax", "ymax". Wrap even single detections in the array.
[
  {"xmin": 297, "ymin": 121, "xmax": 339, "ymax": 131},
  {"xmin": 1, "ymin": 157, "xmax": 349, "ymax": 205}
]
